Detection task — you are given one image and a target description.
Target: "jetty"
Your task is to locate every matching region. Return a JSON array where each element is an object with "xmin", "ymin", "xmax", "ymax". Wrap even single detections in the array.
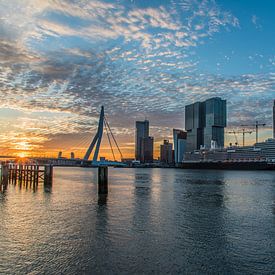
[{"xmin": 0, "ymin": 164, "xmax": 53, "ymax": 191}]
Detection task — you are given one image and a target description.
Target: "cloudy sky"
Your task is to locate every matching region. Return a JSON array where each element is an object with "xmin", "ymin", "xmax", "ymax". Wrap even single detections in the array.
[{"xmin": 0, "ymin": 0, "xmax": 274, "ymax": 159}]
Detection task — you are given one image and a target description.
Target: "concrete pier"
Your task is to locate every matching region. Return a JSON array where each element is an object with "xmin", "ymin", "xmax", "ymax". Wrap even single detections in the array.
[
  {"xmin": 98, "ymin": 166, "xmax": 108, "ymax": 194},
  {"xmin": 44, "ymin": 165, "xmax": 53, "ymax": 186}
]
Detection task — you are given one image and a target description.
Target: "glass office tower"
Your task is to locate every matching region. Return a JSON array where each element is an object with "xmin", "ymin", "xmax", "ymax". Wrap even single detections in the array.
[
  {"xmin": 185, "ymin": 102, "xmax": 205, "ymax": 152},
  {"xmin": 204, "ymin": 97, "xmax": 227, "ymax": 148},
  {"xmin": 173, "ymin": 129, "xmax": 187, "ymax": 163},
  {"xmin": 185, "ymin": 97, "xmax": 226, "ymax": 151}
]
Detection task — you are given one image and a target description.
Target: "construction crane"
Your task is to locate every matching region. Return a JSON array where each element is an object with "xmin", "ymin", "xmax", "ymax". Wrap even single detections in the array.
[
  {"xmin": 241, "ymin": 121, "xmax": 266, "ymax": 144},
  {"xmin": 240, "ymin": 129, "xmax": 253, "ymax": 146},
  {"xmin": 227, "ymin": 129, "xmax": 253, "ymax": 146}
]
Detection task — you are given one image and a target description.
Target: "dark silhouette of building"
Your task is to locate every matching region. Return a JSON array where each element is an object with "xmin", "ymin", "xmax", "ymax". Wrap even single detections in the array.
[
  {"xmin": 141, "ymin": 136, "xmax": 154, "ymax": 163},
  {"xmin": 160, "ymin": 140, "xmax": 173, "ymax": 164},
  {"xmin": 135, "ymin": 120, "xmax": 154, "ymax": 162},
  {"xmin": 135, "ymin": 120, "xmax": 149, "ymax": 161},
  {"xmin": 185, "ymin": 97, "xmax": 226, "ymax": 152}
]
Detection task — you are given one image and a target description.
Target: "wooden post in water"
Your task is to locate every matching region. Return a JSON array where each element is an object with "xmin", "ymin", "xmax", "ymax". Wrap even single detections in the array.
[
  {"xmin": 98, "ymin": 166, "xmax": 108, "ymax": 194},
  {"xmin": 1, "ymin": 164, "xmax": 8, "ymax": 187},
  {"xmin": 19, "ymin": 164, "xmax": 23, "ymax": 186},
  {"xmin": 35, "ymin": 165, "xmax": 39, "ymax": 187},
  {"xmin": 12, "ymin": 165, "xmax": 17, "ymax": 185},
  {"xmin": 44, "ymin": 165, "xmax": 53, "ymax": 186},
  {"xmin": 26, "ymin": 165, "xmax": 29, "ymax": 188},
  {"xmin": 8, "ymin": 165, "xmax": 12, "ymax": 184}
]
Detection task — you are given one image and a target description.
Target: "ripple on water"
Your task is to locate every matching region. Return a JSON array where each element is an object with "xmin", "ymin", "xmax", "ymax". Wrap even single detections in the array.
[{"xmin": 0, "ymin": 167, "xmax": 274, "ymax": 274}]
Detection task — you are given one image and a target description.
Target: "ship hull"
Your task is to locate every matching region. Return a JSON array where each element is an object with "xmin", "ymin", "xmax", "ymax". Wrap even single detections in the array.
[{"xmin": 179, "ymin": 161, "xmax": 275, "ymax": 170}]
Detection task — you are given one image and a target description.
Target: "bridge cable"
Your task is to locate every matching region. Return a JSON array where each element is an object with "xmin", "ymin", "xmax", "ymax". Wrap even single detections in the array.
[
  {"xmin": 104, "ymin": 119, "xmax": 116, "ymax": 161},
  {"xmin": 104, "ymin": 116, "xmax": 123, "ymax": 160},
  {"xmin": 62, "ymin": 134, "xmax": 93, "ymax": 158}
]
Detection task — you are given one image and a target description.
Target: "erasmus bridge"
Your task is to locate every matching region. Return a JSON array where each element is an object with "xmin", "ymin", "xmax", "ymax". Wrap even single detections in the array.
[
  {"xmin": 0, "ymin": 106, "xmax": 126, "ymax": 167},
  {"xmin": 80, "ymin": 106, "xmax": 125, "ymax": 167}
]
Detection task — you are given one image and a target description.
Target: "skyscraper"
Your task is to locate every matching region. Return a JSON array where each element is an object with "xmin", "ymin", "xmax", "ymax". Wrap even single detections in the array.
[
  {"xmin": 135, "ymin": 120, "xmax": 149, "ymax": 161},
  {"xmin": 273, "ymin": 100, "xmax": 275, "ymax": 139},
  {"xmin": 173, "ymin": 129, "xmax": 187, "ymax": 163},
  {"xmin": 185, "ymin": 97, "xmax": 226, "ymax": 151},
  {"xmin": 185, "ymin": 102, "xmax": 205, "ymax": 152},
  {"xmin": 141, "ymin": 136, "xmax": 154, "ymax": 163},
  {"xmin": 203, "ymin": 97, "xmax": 227, "ymax": 148},
  {"xmin": 160, "ymin": 140, "xmax": 173, "ymax": 164}
]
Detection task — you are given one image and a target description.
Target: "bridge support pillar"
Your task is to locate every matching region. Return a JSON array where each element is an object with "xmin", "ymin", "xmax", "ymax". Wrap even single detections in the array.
[
  {"xmin": 44, "ymin": 165, "xmax": 53, "ymax": 186},
  {"xmin": 98, "ymin": 166, "xmax": 108, "ymax": 194}
]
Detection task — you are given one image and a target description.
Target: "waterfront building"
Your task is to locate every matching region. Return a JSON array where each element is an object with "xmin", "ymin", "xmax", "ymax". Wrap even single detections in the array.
[
  {"xmin": 273, "ymin": 100, "xmax": 275, "ymax": 138},
  {"xmin": 173, "ymin": 129, "xmax": 187, "ymax": 163},
  {"xmin": 135, "ymin": 120, "xmax": 149, "ymax": 161},
  {"xmin": 141, "ymin": 136, "xmax": 154, "ymax": 163},
  {"xmin": 185, "ymin": 97, "xmax": 226, "ymax": 152},
  {"xmin": 184, "ymin": 138, "xmax": 275, "ymax": 162},
  {"xmin": 160, "ymin": 140, "xmax": 173, "ymax": 164}
]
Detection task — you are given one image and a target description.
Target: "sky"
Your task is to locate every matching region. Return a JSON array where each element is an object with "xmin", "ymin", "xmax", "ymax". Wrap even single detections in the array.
[{"xmin": 0, "ymin": 0, "xmax": 274, "ymax": 159}]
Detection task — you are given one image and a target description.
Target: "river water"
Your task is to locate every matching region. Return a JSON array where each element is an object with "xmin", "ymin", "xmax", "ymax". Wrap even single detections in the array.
[{"xmin": 0, "ymin": 167, "xmax": 274, "ymax": 274}]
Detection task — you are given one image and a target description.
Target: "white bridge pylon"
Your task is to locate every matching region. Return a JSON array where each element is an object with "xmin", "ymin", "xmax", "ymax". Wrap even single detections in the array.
[{"xmin": 83, "ymin": 106, "xmax": 123, "ymax": 163}]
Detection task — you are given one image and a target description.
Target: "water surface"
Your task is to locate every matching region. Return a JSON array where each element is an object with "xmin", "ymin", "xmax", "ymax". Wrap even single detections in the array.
[{"xmin": 0, "ymin": 168, "xmax": 274, "ymax": 274}]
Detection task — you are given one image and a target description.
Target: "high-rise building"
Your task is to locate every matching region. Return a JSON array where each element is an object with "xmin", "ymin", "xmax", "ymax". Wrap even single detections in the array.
[
  {"xmin": 273, "ymin": 100, "xmax": 275, "ymax": 139},
  {"xmin": 185, "ymin": 97, "xmax": 226, "ymax": 152},
  {"xmin": 135, "ymin": 120, "xmax": 149, "ymax": 161},
  {"xmin": 141, "ymin": 136, "xmax": 154, "ymax": 163},
  {"xmin": 160, "ymin": 140, "xmax": 173, "ymax": 164},
  {"xmin": 204, "ymin": 97, "xmax": 227, "ymax": 148},
  {"xmin": 173, "ymin": 129, "xmax": 187, "ymax": 163},
  {"xmin": 185, "ymin": 102, "xmax": 205, "ymax": 152}
]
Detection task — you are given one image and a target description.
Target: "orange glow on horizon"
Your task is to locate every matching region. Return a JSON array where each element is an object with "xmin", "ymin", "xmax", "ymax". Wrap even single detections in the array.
[
  {"xmin": 0, "ymin": 127, "xmax": 273, "ymax": 160},
  {"xmin": 18, "ymin": 152, "xmax": 27, "ymax": 158}
]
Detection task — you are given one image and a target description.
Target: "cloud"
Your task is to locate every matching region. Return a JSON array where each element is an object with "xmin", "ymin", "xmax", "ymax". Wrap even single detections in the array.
[
  {"xmin": 1, "ymin": 0, "xmax": 273, "ymax": 156},
  {"xmin": 251, "ymin": 14, "xmax": 262, "ymax": 29}
]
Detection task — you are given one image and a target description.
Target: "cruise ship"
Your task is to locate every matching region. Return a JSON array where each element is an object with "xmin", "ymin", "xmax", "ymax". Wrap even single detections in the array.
[{"xmin": 180, "ymin": 138, "xmax": 275, "ymax": 170}]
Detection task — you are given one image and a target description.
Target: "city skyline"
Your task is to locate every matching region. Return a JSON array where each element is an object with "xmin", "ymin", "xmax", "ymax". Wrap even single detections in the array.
[{"xmin": 0, "ymin": 0, "xmax": 274, "ymax": 159}]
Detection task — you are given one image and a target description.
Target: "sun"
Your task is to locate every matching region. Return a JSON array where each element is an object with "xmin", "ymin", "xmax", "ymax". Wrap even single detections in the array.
[{"xmin": 18, "ymin": 152, "xmax": 27, "ymax": 158}]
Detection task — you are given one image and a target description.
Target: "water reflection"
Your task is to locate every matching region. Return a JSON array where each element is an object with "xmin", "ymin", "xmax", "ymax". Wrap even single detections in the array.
[
  {"xmin": 98, "ymin": 194, "xmax": 108, "ymax": 206},
  {"xmin": 0, "ymin": 183, "xmax": 7, "ymax": 193},
  {"xmin": 0, "ymin": 186, "xmax": 7, "ymax": 206},
  {"xmin": 43, "ymin": 184, "xmax": 52, "ymax": 194},
  {"xmin": 0, "ymin": 168, "xmax": 275, "ymax": 274}
]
